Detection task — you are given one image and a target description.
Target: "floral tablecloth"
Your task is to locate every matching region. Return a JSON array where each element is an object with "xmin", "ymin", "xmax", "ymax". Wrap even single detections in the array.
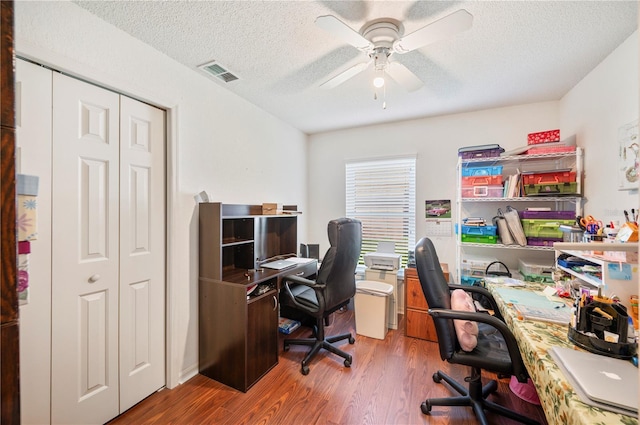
[{"xmin": 487, "ymin": 282, "xmax": 638, "ymax": 425}]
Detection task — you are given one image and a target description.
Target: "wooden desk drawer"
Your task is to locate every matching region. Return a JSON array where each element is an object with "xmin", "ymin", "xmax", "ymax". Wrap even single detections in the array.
[
  {"xmin": 406, "ymin": 275, "xmax": 428, "ymax": 310},
  {"xmin": 406, "ymin": 309, "xmax": 437, "ymax": 342},
  {"xmin": 404, "ymin": 265, "xmax": 447, "ymax": 343}
]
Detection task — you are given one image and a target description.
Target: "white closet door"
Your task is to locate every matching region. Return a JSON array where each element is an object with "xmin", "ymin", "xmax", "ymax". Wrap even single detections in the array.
[
  {"xmin": 51, "ymin": 73, "xmax": 120, "ymax": 424},
  {"xmin": 16, "ymin": 58, "xmax": 53, "ymax": 425},
  {"xmin": 118, "ymin": 96, "xmax": 166, "ymax": 412}
]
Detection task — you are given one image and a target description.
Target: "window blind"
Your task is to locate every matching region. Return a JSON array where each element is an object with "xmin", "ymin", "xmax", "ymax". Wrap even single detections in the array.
[{"xmin": 345, "ymin": 156, "xmax": 416, "ymax": 267}]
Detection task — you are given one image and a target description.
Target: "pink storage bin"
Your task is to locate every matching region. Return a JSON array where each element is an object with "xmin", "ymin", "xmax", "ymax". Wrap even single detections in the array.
[{"xmin": 461, "ymin": 185, "xmax": 503, "ymax": 198}]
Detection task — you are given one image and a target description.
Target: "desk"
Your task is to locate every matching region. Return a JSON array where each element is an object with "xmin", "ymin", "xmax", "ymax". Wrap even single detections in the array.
[
  {"xmin": 487, "ymin": 282, "xmax": 637, "ymax": 425},
  {"xmin": 199, "ymin": 259, "xmax": 318, "ymax": 392}
]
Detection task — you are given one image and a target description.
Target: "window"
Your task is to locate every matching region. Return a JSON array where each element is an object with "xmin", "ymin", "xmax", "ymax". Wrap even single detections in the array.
[{"xmin": 345, "ymin": 156, "xmax": 416, "ymax": 267}]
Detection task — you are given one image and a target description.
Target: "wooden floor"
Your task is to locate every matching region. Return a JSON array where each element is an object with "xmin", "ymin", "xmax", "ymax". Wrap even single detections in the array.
[{"xmin": 108, "ymin": 308, "xmax": 548, "ymax": 425}]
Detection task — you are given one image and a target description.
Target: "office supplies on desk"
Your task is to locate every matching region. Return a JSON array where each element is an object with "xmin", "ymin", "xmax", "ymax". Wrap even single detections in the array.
[
  {"xmin": 483, "ymin": 276, "xmax": 526, "ymax": 287},
  {"xmin": 512, "ymin": 303, "xmax": 571, "ymax": 324},
  {"xmin": 550, "ymin": 346, "xmax": 639, "ymax": 415},
  {"xmin": 569, "ymin": 295, "xmax": 637, "ymax": 358},
  {"xmin": 494, "ymin": 286, "xmax": 571, "ymax": 324}
]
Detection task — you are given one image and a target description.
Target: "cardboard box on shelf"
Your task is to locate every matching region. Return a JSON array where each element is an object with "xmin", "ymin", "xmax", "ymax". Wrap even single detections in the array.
[{"xmin": 262, "ymin": 203, "xmax": 283, "ymax": 214}]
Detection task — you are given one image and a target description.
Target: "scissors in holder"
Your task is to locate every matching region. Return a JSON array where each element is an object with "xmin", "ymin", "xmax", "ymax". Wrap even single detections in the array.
[
  {"xmin": 586, "ymin": 223, "xmax": 600, "ymax": 234},
  {"xmin": 579, "ymin": 215, "xmax": 603, "ymax": 230}
]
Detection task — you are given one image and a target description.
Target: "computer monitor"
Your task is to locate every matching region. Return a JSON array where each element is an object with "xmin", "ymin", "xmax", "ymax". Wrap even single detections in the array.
[{"xmin": 300, "ymin": 243, "xmax": 320, "ymax": 260}]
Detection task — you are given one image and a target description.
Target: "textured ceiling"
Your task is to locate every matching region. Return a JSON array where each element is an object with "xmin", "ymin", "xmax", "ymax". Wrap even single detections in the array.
[{"xmin": 74, "ymin": 1, "xmax": 638, "ymax": 134}]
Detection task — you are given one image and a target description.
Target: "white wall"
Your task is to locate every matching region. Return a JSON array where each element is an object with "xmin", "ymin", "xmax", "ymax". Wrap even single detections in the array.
[
  {"xmin": 560, "ymin": 31, "xmax": 639, "ymax": 224},
  {"xmin": 308, "ymin": 102, "xmax": 560, "ymax": 269},
  {"xmin": 14, "ymin": 1, "xmax": 309, "ymax": 408}
]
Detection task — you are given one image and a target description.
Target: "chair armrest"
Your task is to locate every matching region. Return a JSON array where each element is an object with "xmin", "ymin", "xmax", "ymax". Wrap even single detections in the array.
[
  {"xmin": 283, "ymin": 274, "xmax": 326, "ymax": 289},
  {"xmin": 428, "ymin": 308, "xmax": 523, "ymax": 368},
  {"xmin": 282, "ymin": 275, "xmax": 326, "ymax": 313},
  {"xmin": 448, "ymin": 283, "xmax": 504, "ymax": 321}
]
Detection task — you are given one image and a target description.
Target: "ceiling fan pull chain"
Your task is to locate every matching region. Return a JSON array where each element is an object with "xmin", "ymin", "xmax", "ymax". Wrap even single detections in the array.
[{"xmin": 382, "ymin": 74, "xmax": 387, "ymax": 110}]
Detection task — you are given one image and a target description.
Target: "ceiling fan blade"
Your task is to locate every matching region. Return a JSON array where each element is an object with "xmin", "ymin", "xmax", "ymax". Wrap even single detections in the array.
[
  {"xmin": 393, "ymin": 9, "xmax": 473, "ymax": 54},
  {"xmin": 315, "ymin": 15, "xmax": 372, "ymax": 51},
  {"xmin": 320, "ymin": 61, "xmax": 371, "ymax": 89},
  {"xmin": 386, "ymin": 62, "xmax": 424, "ymax": 92}
]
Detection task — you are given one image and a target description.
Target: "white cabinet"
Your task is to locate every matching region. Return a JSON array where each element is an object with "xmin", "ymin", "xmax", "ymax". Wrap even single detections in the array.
[
  {"xmin": 456, "ymin": 149, "xmax": 584, "ymax": 283},
  {"xmin": 554, "ymin": 242, "xmax": 639, "ymax": 305}
]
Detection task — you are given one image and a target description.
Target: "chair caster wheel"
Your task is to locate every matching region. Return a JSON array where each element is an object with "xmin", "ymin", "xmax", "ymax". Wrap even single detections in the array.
[
  {"xmin": 432, "ymin": 373, "xmax": 441, "ymax": 383},
  {"xmin": 301, "ymin": 365, "xmax": 309, "ymax": 375},
  {"xmin": 348, "ymin": 336, "xmax": 355, "ymax": 344},
  {"xmin": 344, "ymin": 358, "xmax": 351, "ymax": 368},
  {"xmin": 420, "ymin": 401, "xmax": 432, "ymax": 414}
]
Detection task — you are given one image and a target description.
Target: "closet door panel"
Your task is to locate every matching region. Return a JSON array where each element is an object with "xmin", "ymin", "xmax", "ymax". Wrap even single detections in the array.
[
  {"xmin": 119, "ymin": 95, "xmax": 166, "ymax": 412},
  {"xmin": 16, "ymin": 58, "xmax": 53, "ymax": 425},
  {"xmin": 51, "ymin": 73, "xmax": 120, "ymax": 425}
]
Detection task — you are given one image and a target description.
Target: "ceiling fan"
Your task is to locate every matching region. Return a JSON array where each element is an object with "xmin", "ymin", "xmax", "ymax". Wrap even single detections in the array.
[{"xmin": 316, "ymin": 9, "xmax": 473, "ymax": 93}]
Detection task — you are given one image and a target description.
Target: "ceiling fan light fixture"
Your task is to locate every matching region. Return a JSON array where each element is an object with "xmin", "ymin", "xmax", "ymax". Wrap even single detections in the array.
[{"xmin": 373, "ymin": 76, "xmax": 385, "ymax": 88}]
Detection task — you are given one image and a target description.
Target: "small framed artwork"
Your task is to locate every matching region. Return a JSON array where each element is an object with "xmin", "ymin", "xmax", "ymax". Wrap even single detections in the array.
[
  {"xmin": 425, "ymin": 199, "xmax": 451, "ymax": 219},
  {"xmin": 618, "ymin": 119, "xmax": 639, "ymax": 191}
]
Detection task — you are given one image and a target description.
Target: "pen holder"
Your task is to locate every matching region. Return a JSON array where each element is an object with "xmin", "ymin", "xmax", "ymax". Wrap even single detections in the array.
[
  {"xmin": 570, "ymin": 300, "xmax": 637, "ymax": 359},
  {"xmin": 615, "ymin": 222, "xmax": 638, "ymax": 243}
]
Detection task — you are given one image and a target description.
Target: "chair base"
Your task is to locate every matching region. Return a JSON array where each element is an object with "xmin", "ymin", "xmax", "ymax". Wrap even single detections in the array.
[
  {"xmin": 421, "ymin": 368, "xmax": 540, "ymax": 425},
  {"xmin": 283, "ymin": 332, "xmax": 355, "ymax": 375}
]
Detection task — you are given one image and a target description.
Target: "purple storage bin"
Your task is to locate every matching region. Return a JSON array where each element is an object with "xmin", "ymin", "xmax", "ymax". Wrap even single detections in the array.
[
  {"xmin": 519, "ymin": 210, "xmax": 576, "ymax": 220},
  {"xmin": 459, "ymin": 148, "xmax": 504, "ymax": 159},
  {"xmin": 526, "ymin": 237, "xmax": 563, "ymax": 247}
]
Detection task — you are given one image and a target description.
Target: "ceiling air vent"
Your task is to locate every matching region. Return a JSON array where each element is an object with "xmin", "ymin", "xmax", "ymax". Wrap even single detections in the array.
[{"xmin": 198, "ymin": 60, "xmax": 239, "ymax": 83}]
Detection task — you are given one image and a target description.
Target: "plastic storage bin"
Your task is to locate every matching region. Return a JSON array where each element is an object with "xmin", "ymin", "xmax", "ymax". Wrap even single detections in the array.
[
  {"xmin": 461, "ymin": 175, "xmax": 503, "ymax": 187},
  {"xmin": 354, "ymin": 280, "xmax": 393, "ymax": 340},
  {"xmin": 521, "ymin": 170, "xmax": 576, "ymax": 186},
  {"xmin": 461, "ymin": 224, "xmax": 497, "ymax": 236},
  {"xmin": 521, "ymin": 219, "xmax": 575, "ymax": 238},
  {"xmin": 461, "ymin": 185, "xmax": 504, "ymax": 198},
  {"xmin": 518, "ymin": 258, "xmax": 554, "ymax": 283},
  {"xmin": 519, "ymin": 210, "xmax": 575, "ymax": 220},
  {"xmin": 523, "ymin": 182, "xmax": 578, "ymax": 196},
  {"xmin": 461, "ymin": 165, "xmax": 503, "ymax": 177},
  {"xmin": 461, "ymin": 234, "xmax": 498, "ymax": 244},
  {"xmin": 461, "ymin": 255, "xmax": 499, "ymax": 277}
]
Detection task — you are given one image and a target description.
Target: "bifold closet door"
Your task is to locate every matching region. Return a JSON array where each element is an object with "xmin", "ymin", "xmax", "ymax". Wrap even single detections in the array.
[
  {"xmin": 51, "ymin": 73, "xmax": 166, "ymax": 424},
  {"xmin": 118, "ymin": 95, "xmax": 166, "ymax": 412},
  {"xmin": 51, "ymin": 73, "xmax": 120, "ymax": 424}
]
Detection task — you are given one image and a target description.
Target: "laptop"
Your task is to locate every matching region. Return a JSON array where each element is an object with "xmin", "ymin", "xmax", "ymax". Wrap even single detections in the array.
[
  {"xmin": 550, "ymin": 346, "xmax": 639, "ymax": 415},
  {"xmin": 261, "ymin": 259, "xmax": 297, "ymax": 270}
]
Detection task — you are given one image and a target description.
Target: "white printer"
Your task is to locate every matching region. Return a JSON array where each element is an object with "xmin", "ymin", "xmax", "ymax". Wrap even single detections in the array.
[
  {"xmin": 363, "ymin": 241, "xmax": 401, "ymax": 271},
  {"xmin": 364, "ymin": 252, "xmax": 401, "ymax": 271}
]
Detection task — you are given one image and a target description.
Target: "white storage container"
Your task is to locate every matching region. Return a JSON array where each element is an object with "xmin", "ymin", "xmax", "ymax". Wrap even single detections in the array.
[
  {"xmin": 354, "ymin": 280, "xmax": 393, "ymax": 340},
  {"xmin": 518, "ymin": 258, "xmax": 554, "ymax": 283},
  {"xmin": 460, "ymin": 255, "xmax": 499, "ymax": 277}
]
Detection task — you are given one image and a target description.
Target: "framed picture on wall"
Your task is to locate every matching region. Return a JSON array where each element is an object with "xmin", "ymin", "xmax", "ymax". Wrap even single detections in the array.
[
  {"xmin": 425, "ymin": 199, "xmax": 451, "ymax": 219},
  {"xmin": 618, "ymin": 119, "xmax": 639, "ymax": 191}
]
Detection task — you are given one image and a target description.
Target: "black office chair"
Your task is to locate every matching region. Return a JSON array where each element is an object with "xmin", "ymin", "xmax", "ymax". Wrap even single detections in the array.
[
  {"xmin": 280, "ymin": 217, "xmax": 362, "ymax": 375},
  {"xmin": 414, "ymin": 237, "xmax": 540, "ymax": 425}
]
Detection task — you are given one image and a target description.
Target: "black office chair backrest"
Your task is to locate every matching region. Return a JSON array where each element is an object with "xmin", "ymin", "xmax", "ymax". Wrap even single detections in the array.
[
  {"xmin": 315, "ymin": 218, "xmax": 362, "ymax": 309},
  {"xmin": 415, "ymin": 237, "xmax": 457, "ymax": 361}
]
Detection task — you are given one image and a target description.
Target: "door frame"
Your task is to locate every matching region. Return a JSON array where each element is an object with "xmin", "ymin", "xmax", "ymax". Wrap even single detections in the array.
[{"xmin": 16, "ymin": 43, "xmax": 182, "ymax": 389}]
